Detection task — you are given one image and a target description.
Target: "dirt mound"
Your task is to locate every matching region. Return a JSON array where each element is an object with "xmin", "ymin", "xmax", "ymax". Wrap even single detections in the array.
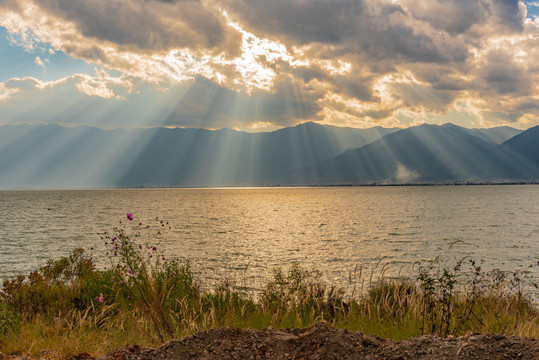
[{"xmin": 83, "ymin": 323, "xmax": 539, "ymax": 360}]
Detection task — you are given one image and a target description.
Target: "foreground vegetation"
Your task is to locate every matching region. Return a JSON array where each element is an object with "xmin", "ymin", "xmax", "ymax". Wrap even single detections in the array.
[{"xmin": 1, "ymin": 215, "xmax": 537, "ymax": 359}]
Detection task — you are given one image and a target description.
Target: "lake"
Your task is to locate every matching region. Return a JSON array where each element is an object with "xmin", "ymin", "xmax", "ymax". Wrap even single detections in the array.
[{"xmin": 0, "ymin": 186, "xmax": 538, "ymax": 294}]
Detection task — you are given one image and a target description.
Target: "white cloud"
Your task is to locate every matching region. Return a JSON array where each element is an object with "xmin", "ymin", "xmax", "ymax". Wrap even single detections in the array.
[
  {"xmin": 394, "ymin": 163, "xmax": 420, "ymax": 183},
  {"xmin": 74, "ymin": 70, "xmax": 134, "ymax": 100},
  {"xmin": 0, "ymin": 69, "xmax": 135, "ymax": 103},
  {"xmin": 34, "ymin": 56, "xmax": 45, "ymax": 67}
]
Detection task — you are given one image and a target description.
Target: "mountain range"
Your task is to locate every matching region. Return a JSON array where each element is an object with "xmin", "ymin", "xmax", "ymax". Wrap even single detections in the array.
[{"xmin": 0, "ymin": 122, "xmax": 536, "ymax": 188}]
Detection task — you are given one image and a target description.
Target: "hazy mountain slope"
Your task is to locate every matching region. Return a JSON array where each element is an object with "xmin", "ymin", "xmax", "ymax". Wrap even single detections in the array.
[
  {"xmin": 0, "ymin": 122, "xmax": 532, "ymax": 188},
  {"xmin": 0, "ymin": 122, "xmax": 398, "ymax": 188},
  {"xmin": 499, "ymin": 125, "xmax": 539, "ymax": 178},
  {"xmin": 445, "ymin": 124, "xmax": 523, "ymax": 144},
  {"xmin": 0, "ymin": 124, "xmax": 132, "ymax": 187},
  {"xmin": 116, "ymin": 122, "xmax": 399, "ymax": 186},
  {"xmin": 284, "ymin": 124, "xmax": 526, "ymax": 185}
]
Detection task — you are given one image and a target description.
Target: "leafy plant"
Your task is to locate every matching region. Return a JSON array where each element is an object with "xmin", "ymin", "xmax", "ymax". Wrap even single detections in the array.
[{"xmin": 0, "ymin": 304, "xmax": 21, "ymax": 335}]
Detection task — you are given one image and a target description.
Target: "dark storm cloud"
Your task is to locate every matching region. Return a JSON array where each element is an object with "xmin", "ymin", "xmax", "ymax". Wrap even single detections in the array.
[
  {"xmin": 224, "ymin": 0, "xmax": 470, "ymax": 64},
  {"xmin": 516, "ymin": 99, "xmax": 539, "ymax": 113},
  {"xmin": 478, "ymin": 50, "xmax": 532, "ymax": 96},
  {"xmin": 404, "ymin": 0, "xmax": 487, "ymax": 36},
  {"xmin": 223, "ymin": 0, "xmax": 367, "ymax": 45},
  {"xmin": 33, "ymin": 0, "xmax": 235, "ymax": 52},
  {"xmin": 410, "ymin": 65, "xmax": 471, "ymax": 92},
  {"xmin": 389, "ymin": 82, "xmax": 459, "ymax": 111},
  {"xmin": 489, "ymin": 0, "xmax": 524, "ymax": 32},
  {"xmin": 333, "ymin": 75, "xmax": 376, "ymax": 102}
]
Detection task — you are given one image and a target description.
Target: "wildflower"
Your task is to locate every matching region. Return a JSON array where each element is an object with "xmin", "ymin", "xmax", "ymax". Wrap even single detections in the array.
[
  {"xmin": 119, "ymin": 281, "xmax": 124, "ymax": 285},
  {"xmin": 152, "ymin": 246, "xmax": 157, "ymax": 252},
  {"xmin": 139, "ymin": 245, "xmax": 142, "ymax": 250},
  {"xmin": 128, "ymin": 269, "xmax": 132, "ymax": 275},
  {"xmin": 111, "ymin": 237, "xmax": 116, "ymax": 244},
  {"xmin": 162, "ymin": 257, "xmax": 165, "ymax": 260},
  {"xmin": 98, "ymin": 293, "xmax": 104, "ymax": 303},
  {"xmin": 127, "ymin": 213, "xmax": 134, "ymax": 221}
]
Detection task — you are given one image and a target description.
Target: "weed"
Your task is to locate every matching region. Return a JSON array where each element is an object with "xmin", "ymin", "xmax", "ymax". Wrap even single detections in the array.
[{"xmin": 0, "ymin": 214, "xmax": 537, "ymax": 359}]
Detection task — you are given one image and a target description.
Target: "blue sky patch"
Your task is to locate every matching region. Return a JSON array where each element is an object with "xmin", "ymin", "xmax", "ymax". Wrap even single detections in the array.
[
  {"xmin": 0, "ymin": 27, "xmax": 94, "ymax": 82},
  {"xmin": 526, "ymin": 1, "xmax": 539, "ymax": 19}
]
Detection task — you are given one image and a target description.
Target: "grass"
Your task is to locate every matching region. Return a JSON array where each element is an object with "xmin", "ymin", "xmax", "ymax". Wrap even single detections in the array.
[{"xmin": 0, "ymin": 217, "xmax": 537, "ymax": 359}]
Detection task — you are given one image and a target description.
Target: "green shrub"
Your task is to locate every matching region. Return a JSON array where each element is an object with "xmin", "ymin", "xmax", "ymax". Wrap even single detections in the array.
[{"xmin": 0, "ymin": 304, "xmax": 21, "ymax": 335}]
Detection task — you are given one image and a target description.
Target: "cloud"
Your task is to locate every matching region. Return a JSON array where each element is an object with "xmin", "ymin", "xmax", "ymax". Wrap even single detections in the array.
[
  {"xmin": 401, "ymin": 0, "xmax": 486, "ymax": 36},
  {"xmin": 74, "ymin": 70, "xmax": 135, "ymax": 100},
  {"xmin": 0, "ymin": 74, "xmax": 322, "ymax": 130},
  {"xmin": 0, "ymin": 70, "xmax": 134, "ymax": 102},
  {"xmin": 223, "ymin": 0, "xmax": 469, "ymax": 63},
  {"xmin": 0, "ymin": 0, "xmax": 538, "ymax": 130},
  {"xmin": 163, "ymin": 77, "xmax": 324, "ymax": 129},
  {"xmin": 28, "ymin": 0, "xmax": 236, "ymax": 52},
  {"xmin": 34, "ymin": 56, "xmax": 45, "ymax": 67},
  {"xmin": 0, "ymin": 74, "xmax": 176, "ymax": 128},
  {"xmin": 394, "ymin": 163, "xmax": 420, "ymax": 183}
]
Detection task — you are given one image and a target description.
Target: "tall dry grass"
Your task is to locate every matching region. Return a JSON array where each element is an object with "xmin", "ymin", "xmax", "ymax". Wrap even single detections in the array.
[{"xmin": 1, "ymin": 216, "xmax": 537, "ymax": 358}]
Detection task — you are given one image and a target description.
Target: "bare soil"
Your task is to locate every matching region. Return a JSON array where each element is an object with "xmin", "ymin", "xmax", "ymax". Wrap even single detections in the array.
[{"xmin": 66, "ymin": 322, "xmax": 539, "ymax": 360}]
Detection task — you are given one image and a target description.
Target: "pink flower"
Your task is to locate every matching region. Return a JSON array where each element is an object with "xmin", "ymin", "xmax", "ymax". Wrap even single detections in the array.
[
  {"xmin": 127, "ymin": 213, "xmax": 134, "ymax": 221},
  {"xmin": 98, "ymin": 293, "xmax": 104, "ymax": 303},
  {"xmin": 119, "ymin": 281, "xmax": 124, "ymax": 285},
  {"xmin": 152, "ymin": 246, "xmax": 157, "ymax": 252}
]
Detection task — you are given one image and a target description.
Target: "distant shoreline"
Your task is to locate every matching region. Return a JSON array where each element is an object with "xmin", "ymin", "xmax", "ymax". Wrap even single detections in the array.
[{"xmin": 1, "ymin": 181, "xmax": 538, "ymax": 191}]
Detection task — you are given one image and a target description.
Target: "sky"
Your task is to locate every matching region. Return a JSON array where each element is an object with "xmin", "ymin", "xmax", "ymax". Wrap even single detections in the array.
[{"xmin": 0, "ymin": 0, "xmax": 539, "ymax": 132}]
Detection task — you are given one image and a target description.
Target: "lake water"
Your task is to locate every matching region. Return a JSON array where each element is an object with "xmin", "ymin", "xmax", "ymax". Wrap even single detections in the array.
[{"xmin": 0, "ymin": 186, "xmax": 538, "ymax": 295}]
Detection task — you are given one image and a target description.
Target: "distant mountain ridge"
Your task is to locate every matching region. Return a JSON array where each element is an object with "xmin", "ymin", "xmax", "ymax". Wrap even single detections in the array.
[
  {"xmin": 0, "ymin": 122, "xmax": 535, "ymax": 188},
  {"xmin": 0, "ymin": 122, "xmax": 398, "ymax": 188},
  {"xmin": 283, "ymin": 124, "xmax": 535, "ymax": 185},
  {"xmin": 441, "ymin": 123, "xmax": 523, "ymax": 144}
]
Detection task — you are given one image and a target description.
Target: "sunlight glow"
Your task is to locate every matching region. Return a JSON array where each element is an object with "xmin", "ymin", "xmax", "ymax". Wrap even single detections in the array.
[
  {"xmin": 75, "ymin": 70, "xmax": 134, "ymax": 100},
  {"xmin": 0, "ymin": 2, "xmax": 308, "ymax": 97},
  {"xmin": 218, "ymin": 12, "xmax": 299, "ymax": 92},
  {"xmin": 0, "ymin": 0, "xmax": 538, "ymax": 130}
]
